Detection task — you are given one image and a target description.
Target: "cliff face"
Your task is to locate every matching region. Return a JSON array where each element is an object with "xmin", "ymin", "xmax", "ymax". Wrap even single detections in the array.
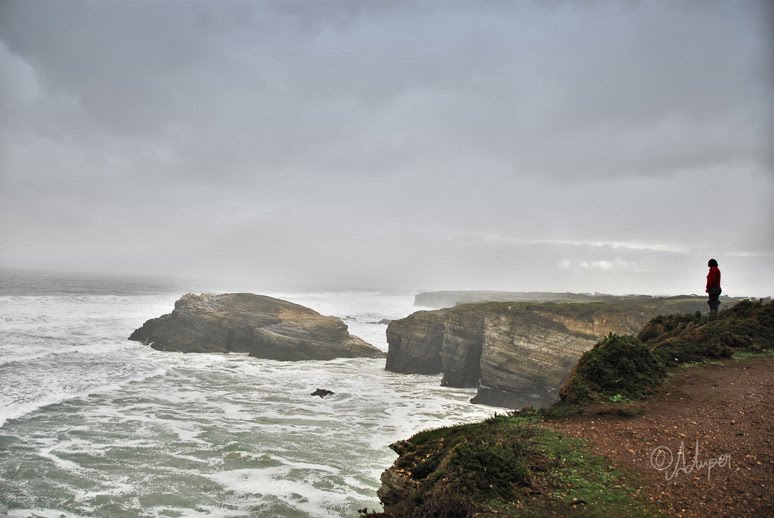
[
  {"xmin": 129, "ymin": 293, "xmax": 384, "ymax": 361},
  {"xmin": 473, "ymin": 310, "xmax": 601, "ymax": 407},
  {"xmin": 439, "ymin": 308, "xmax": 485, "ymax": 387},
  {"xmin": 385, "ymin": 309, "xmax": 447, "ymax": 374},
  {"xmin": 386, "ymin": 299, "xmax": 713, "ymax": 408}
]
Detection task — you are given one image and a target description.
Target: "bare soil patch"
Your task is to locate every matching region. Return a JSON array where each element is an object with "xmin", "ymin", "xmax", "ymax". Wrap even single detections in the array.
[{"xmin": 545, "ymin": 355, "xmax": 774, "ymax": 517}]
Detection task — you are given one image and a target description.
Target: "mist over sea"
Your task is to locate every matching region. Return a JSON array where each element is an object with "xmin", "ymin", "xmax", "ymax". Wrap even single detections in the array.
[{"xmin": 0, "ymin": 270, "xmax": 500, "ymax": 517}]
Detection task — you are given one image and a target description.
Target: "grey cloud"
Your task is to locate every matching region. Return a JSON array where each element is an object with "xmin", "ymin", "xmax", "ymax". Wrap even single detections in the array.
[
  {"xmin": 1, "ymin": 0, "xmax": 772, "ymax": 295},
  {"xmin": 5, "ymin": 1, "xmax": 770, "ymax": 176}
]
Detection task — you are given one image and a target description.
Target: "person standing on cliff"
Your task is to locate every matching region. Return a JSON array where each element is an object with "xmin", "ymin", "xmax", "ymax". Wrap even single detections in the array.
[{"xmin": 706, "ymin": 258, "xmax": 722, "ymax": 316}]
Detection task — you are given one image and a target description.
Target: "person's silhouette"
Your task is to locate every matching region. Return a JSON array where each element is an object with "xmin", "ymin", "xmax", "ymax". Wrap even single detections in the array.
[{"xmin": 706, "ymin": 259, "xmax": 722, "ymax": 316}]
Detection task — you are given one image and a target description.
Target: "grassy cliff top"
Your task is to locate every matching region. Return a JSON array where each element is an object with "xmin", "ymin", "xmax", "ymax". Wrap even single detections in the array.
[
  {"xmin": 367, "ymin": 299, "xmax": 773, "ymax": 517},
  {"xmin": 363, "ymin": 414, "xmax": 655, "ymax": 517},
  {"xmin": 560, "ymin": 299, "xmax": 773, "ymax": 405},
  {"xmin": 414, "ymin": 290, "xmax": 750, "ymax": 309}
]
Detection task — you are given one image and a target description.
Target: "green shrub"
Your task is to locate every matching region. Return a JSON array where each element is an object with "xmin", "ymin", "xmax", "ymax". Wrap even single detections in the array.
[
  {"xmin": 451, "ymin": 437, "xmax": 532, "ymax": 499},
  {"xmin": 560, "ymin": 334, "xmax": 666, "ymax": 404},
  {"xmin": 637, "ymin": 312, "xmax": 703, "ymax": 344},
  {"xmin": 652, "ymin": 338, "xmax": 733, "ymax": 367},
  {"xmin": 364, "ymin": 419, "xmax": 656, "ymax": 517},
  {"xmin": 379, "ymin": 418, "xmax": 540, "ymax": 517},
  {"xmin": 641, "ymin": 300, "xmax": 773, "ymax": 365}
]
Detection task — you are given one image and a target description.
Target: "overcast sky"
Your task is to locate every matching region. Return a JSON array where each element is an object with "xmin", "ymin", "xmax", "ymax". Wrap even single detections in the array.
[{"xmin": 1, "ymin": 0, "xmax": 772, "ymax": 296}]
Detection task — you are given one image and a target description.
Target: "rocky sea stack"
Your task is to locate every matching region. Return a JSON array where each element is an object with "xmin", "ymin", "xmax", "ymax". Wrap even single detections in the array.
[{"xmin": 129, "ymin": 293, "xmax": 384, "ymax": 361}]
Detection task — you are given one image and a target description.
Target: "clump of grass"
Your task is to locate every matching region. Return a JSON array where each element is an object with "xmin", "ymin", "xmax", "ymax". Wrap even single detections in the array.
[
  {"xmin": 530, "ymin": 431, "xmax": 655, "ymax": 516},
  {"xmin": 733, "ymin": 348, "xmax": 774, "ymax": 361},
  {"xmin": 362, "ymin": 416, "xmax": 656, "ymax": 517},
  {"xmin": 637, "ymin": 312, "xmax": 703, "ymax": 343},
  {"xmin": 559, "ymin": 334, "xmax": 666, "ymax": 404},
  {"xmin": 372, "ymin": 416, "xmax": 537, "ymax": 517},
  {"xmin": 610, "ymin": 393, "xmax": 630, "ymax": 404},
  {"xmin": 639, "ymin": 299, "xmax": 773, "ymax": 366},
  {"xmin": 650, "ymin": 338, "xmax": 733, "ymax": 367},
  {"xmin": 559, "ymin": 301, "xmax": 773, "ymax": 405}
]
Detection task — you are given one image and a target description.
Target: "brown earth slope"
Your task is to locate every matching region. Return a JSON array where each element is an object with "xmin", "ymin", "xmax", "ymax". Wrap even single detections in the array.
[{"xmin": 545, "ymin": 355, "xmax": 774, "ymax": 517}]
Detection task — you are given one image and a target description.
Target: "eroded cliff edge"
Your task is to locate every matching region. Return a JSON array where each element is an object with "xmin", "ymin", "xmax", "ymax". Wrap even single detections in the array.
[
  {"xmin": 386, "ymin": 297, "xmax": 713, "ymax": 407},
  {"xmin": 129, "ymin": 293, "xmax": 384, "ymax": 361},
  {"xmin": 371, "ymin": 300, "xmax": 774, "ymax": 518}
]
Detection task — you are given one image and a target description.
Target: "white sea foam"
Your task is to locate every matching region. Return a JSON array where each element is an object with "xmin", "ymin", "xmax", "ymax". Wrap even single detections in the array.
[
  {"xmin": 207, "ymin": 468, "xmax": 349, "ymax": 518},
  {"xmin": 0, "ymin": 366, "xmax": 169, "ymax": 428},
  {"xmin": 7, "ymin": 510, "xmax": 85, "ymax": 518},
  {"xmin": 0, "ymin": 278, "xmax": 503, "ymax": 517},
  {"xmin": 38, "ymin": 444, "xmax": 91, "ymax": 476},
  {"xmin": 0, "ymin": 341, "xmax": 138, "ymax": 366}
]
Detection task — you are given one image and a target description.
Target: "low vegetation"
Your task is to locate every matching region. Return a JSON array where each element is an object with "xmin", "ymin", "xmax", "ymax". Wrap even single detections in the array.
[
  {"xmin": 560, "ymin": 299, "xmax": 773, "ymax": 403},
  {"xmin": 365, "ymin": 300, "xmax": 773, "ymax": 517},
  {"xmin": 640, "ymin": 299, "xmax": 773, "ymax": 366},
  {"xmin": 362, "ymin": 415, "xmax": 655, "ymax": 517},
  {"xmin": 559, "ymin": 334, "xmax": 666, "ymax": 404}
]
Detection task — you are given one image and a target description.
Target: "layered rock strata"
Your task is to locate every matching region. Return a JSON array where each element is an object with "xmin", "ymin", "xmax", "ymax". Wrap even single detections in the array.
[
  {"xmin": 385, "ymin": 309, "xmax": 447, "ymax": 374},
  {"xmin": 386, "ymin": 299, "xmax": 712, "ymax": 407},
  {"xmin": 130, "ymin": 293, "xmax": 384, "ymax": 361},
  {"xmin": 472, "ymin": 309, "xmax": 600, "ymax": 408},
  {"xmin": 439, "ymin": 307, "xmax": 486, "ymax": 387}
]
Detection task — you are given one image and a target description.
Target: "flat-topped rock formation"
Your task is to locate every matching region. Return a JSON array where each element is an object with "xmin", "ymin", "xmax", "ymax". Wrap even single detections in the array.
[
  {"xmin": 387, "ymin": 297, "xmax": 717, "ymax": 408},
  {"xmin": 414, "ymin": 290, "xmax": 743, "ymax": 309},
  {"xmin": 414, "ymin": 291, "xmax": 611, "ymax": 308},
  {"xmin": 129, "ymin": 293, "xmax": 384, "ymax": 361}
]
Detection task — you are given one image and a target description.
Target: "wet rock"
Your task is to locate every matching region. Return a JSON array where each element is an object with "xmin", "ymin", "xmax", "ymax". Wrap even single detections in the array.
[
  {"xmin": 129, "ymin": 293, "xmax": 384, "ymax": 361},
  {"xmin": 311, "ymin": 388, "xmax": 334, "ymax": 398}
]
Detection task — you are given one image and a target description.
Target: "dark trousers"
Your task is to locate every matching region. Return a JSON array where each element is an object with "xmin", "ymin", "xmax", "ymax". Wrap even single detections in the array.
[{"xmin": 707, "ymin": 287, "xmax": 722, "ymax": 314}]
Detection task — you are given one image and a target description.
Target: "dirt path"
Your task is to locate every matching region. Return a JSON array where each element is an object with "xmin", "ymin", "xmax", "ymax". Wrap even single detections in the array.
[{"xmin": 544, "ymin": 355, "xmax": 774, "ymax": 517}]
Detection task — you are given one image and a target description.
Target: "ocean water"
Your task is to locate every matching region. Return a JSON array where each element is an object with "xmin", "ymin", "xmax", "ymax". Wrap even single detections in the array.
[{"xmin": 0, "ymin": 271, "xmax": 500, "ymax": 517}]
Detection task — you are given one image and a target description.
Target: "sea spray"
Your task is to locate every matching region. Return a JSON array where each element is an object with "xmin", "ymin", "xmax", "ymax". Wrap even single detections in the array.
[{"xmin": 0, "ymin": 272, "xmax": 501, "ymax": 516}]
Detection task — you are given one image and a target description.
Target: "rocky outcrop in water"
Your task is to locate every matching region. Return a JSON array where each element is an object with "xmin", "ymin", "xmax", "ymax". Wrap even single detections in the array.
[
  {"xmin": 386, "ymin": 298, "xmax": 715, "ymax": 408},
  {"xmin": 129, "ymin": 293, "xmax": 384, "ymax": 361}
]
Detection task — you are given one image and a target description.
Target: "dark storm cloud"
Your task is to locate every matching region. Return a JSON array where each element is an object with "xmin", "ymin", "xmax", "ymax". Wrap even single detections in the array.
[{"xmin": 1, "ymin": 0, "xmax": 772, "ymax": 294}]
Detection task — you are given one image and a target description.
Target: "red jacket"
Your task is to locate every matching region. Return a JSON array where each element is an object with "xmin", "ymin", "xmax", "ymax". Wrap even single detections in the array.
[{"xmin": 706, "ymin": 266, "xmax": 721, "ymax": 291}]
